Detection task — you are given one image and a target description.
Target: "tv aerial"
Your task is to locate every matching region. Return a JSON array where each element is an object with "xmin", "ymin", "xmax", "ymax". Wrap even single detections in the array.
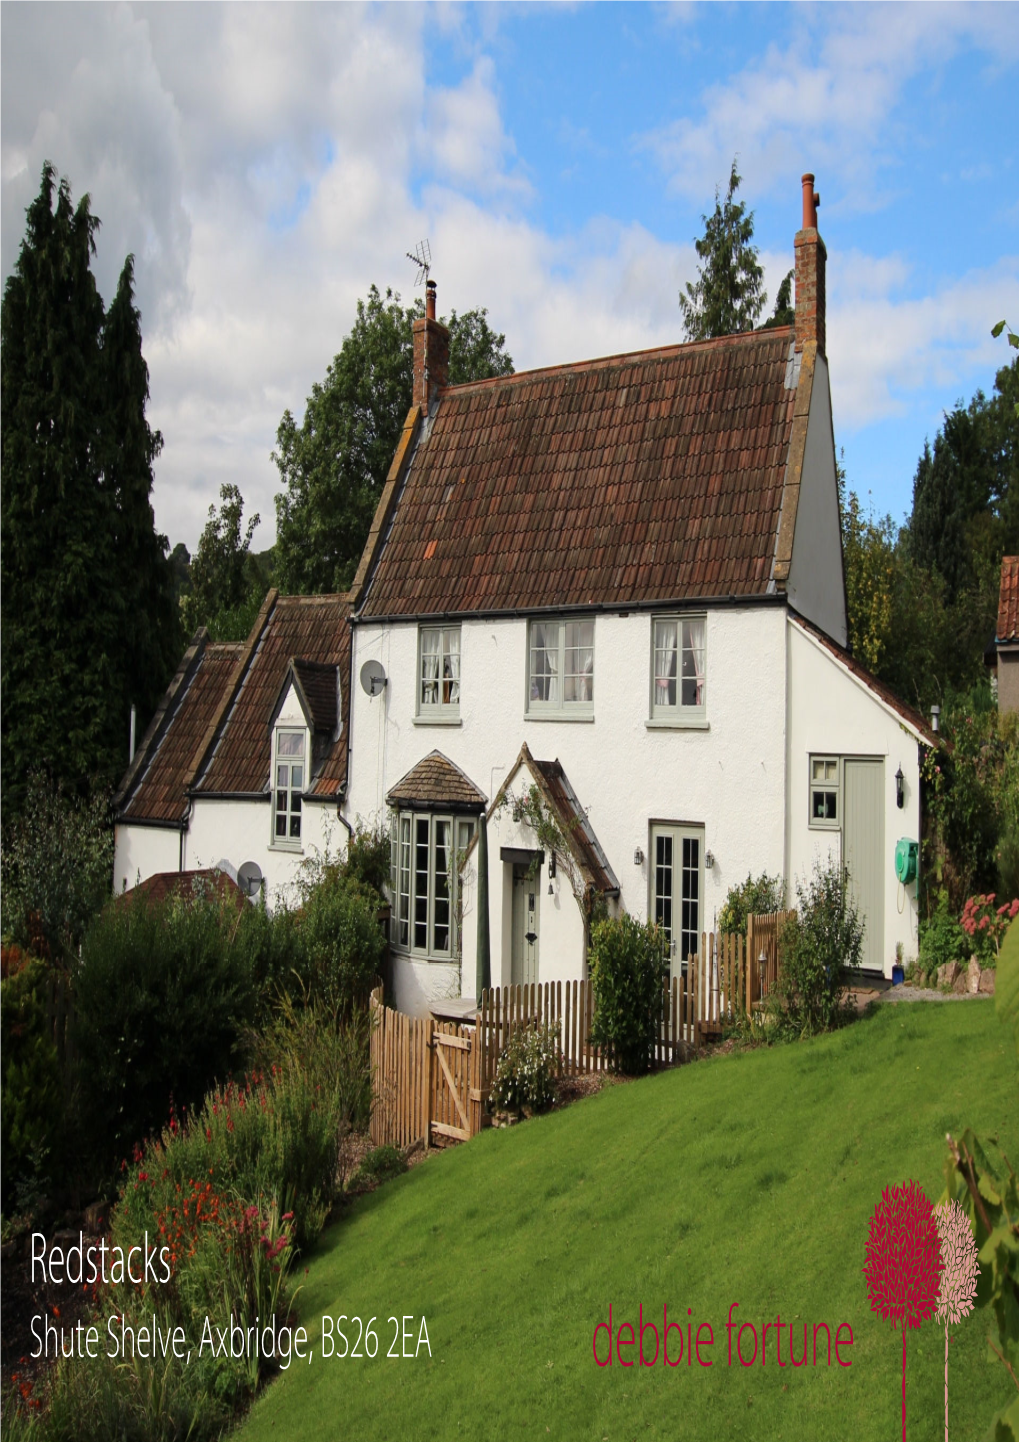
[{"xmin": 405, "ymin": 239, "xmax": 432, "ymax": 288}]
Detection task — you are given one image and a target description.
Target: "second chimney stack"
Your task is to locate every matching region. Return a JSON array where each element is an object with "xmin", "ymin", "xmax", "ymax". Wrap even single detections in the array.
[
  {"xmin": 413, "ymin": 278, "xmax": 449, "ymax": 410},
  {"xmin": 794, "ymin": 172, "xmax": 826, "ymax": 356}
]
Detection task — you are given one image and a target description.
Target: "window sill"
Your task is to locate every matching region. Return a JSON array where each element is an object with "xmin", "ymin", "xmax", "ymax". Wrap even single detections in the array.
[
  {"xmin": 412, "ymin": 714, "xmax": 462, "ymax": 727},
  {"xmin": 808, "ymin": 822, "xmax": 840, "ymax": 833},
  {"xmin": 390, "ymin": 946, "xmax": 457, "ymax": 965},
  {"xmin": 269, "ymin": 841, "xmax": 304, "ymax": 854},
  {"xmin": 525, "ymin": 712, "xmax": 595, "ymax": 723},
  {"xmin": 645, "ymin": 717, "xmax": 710, "ymax": 731}
]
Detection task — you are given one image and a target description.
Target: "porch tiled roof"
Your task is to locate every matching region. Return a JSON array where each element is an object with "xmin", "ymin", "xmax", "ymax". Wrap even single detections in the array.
[
  {"xmin": 360, "ymin": 326, "xmax": 798, "ymax": 618},
  {"xmin": 534, "ymin": 759, "xmax": 620, "ymax": 896},
  {"xmin": 997, "ymin": 555, "xmax": 1018, "ymax": 643},
  {"xmin": 386, "ymin": 750, "xmax": 488, "ymax": 811}
]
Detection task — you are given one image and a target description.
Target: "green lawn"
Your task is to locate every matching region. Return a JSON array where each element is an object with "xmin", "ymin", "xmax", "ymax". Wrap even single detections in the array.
[{"xmin": 238, "ymin": 1001, "xmax": 1016, "ymax": 1441}]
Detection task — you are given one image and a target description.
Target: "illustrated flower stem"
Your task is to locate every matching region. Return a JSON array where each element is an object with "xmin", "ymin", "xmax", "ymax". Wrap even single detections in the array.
[
  {"xmin": 902, "ymin": 1321, "xmax": 907, "ymax": 1442},
  {"xmin": 944, "ymin": 1321, "xmax": 949, "ymax": 1442}
]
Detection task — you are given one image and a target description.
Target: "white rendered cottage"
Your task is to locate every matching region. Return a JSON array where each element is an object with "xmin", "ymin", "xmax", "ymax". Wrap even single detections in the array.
[
  {"xmin": 342, "ymin": 175, "xmax": 936, "ymax": 1014},
  {"xmin": 113, "ymin": 592, "xmax": 352, "ymax": 904},
  {"xmin": 115, "ymin": 174, "xmax": 936, "ymax": 1012}
]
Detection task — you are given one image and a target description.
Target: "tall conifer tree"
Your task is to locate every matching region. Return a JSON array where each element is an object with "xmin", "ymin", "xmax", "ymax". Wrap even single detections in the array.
[{"xmin": 1, "ymin": 164, "xmax": 179, "ymax": 809}]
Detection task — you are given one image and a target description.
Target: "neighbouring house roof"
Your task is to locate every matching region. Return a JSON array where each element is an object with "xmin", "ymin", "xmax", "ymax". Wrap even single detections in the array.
[
  {"xmin": 115, "ymin": 591, "xmax": 352, "ymax": 824},
  {"xmin": 490, "ymin": 743, "xmax": 620, "ymax": 896},
  {"xmin": 789, "ymin": 613, "xmax": 940, "ymax": 747},
  {"xmin": 115, "ymin": 633, "xmax": 242, "ymax": 824},
  {"xmin": 116, "ymin": 868, "xmax": 247, "ymax": 912},
  {"xmin": 997, "ymin": 555, "xmax": 1018, "ymax": 644},
  {"xmin": 358, "ymin": 327, "xmax": 800, "ymax": 619},
  {"xmin": 386, "ymin": 750, "xmax": 488, "ymax": 811}
]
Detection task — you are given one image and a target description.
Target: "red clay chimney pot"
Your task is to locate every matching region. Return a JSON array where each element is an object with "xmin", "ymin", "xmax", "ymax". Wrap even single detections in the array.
[
  {"xmin": 801, "ymin": 173, "xmax": 819, "ymax": 230},
  {"xmin": 425, "ymin": 278, "xmax": 437, "ymax": 322}
]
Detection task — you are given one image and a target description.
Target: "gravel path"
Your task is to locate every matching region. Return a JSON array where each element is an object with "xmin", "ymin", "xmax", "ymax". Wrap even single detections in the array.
[{"xmin": 875, "ymin": 986, "xmax": 993, "ymax": 1004}]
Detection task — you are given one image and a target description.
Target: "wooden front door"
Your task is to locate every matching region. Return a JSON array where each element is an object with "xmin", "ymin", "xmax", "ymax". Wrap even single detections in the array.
[{"xmin": 511, "ymin": 865, "xmax": 540, "ymax": 987}]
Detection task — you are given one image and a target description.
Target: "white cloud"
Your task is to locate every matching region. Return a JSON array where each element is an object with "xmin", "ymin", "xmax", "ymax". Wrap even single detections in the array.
[{"xmin": 639, "ymin": 3, "xmax": 1017, "ymax": 206}]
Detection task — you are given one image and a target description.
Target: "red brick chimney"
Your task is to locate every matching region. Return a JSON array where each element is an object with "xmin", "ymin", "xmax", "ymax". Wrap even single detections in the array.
[
  {"xmin": 412, "ymin": 278, "xmax": 450, "ymax": 411},
  {"xmin": 794, "ymin": 173, "xmax": 825, "ymax": 356}
]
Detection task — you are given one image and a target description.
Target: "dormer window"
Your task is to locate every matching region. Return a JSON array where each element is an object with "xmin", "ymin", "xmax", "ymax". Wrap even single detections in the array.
[{"xmin": 274, "ymin": 729, "xmax": 305, "ymax": 843}]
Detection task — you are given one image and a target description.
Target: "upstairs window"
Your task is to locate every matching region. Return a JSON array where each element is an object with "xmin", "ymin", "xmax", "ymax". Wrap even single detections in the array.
[
  {"xmin": 273, "ymin": 729, "xmax": 305, "ymax": 844},
  {"xmin": 527, "ymin": 618, "xmax": 594, "ymax": 717},
  {"xmin": 651, "ymin": 616, "xmax": 706, "ymax": 720},
  {"xmin": 419, "ymin": 626, "xmax": 461, "ymax": 719},
  {"xmin": 809, "ymin": 756, "xmax": 840, "ymax": 828}
]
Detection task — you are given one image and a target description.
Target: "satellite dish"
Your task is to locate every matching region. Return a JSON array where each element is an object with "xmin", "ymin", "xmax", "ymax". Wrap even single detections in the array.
[
  {"xmin": 215, "ymin": 857, "xmax": 238, "ymax": 883},
  {"xmin": 360, "ymin": 659, "xmax": 388, "ymax": 697},
  {"xmin": 237, "ymin": 860, "xmax": 264, "ymax": 898}
]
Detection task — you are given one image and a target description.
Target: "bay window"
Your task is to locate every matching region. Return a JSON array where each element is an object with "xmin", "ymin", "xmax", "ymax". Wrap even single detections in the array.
[{"xmin": 389, "ymin": 811, "xmax": 475, "ymax": 958}]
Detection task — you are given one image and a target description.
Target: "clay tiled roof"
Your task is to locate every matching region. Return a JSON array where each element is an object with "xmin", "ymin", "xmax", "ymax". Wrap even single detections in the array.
[
  {"xmin": 386, "ymin": 750, "xmax": 487, "ymax": 811},
  {"xmin": 997, "ymin": 556, "xmax": 1018, "ymax": 643},
  {"xmin": 790, "ymin": 614, "xmax": 939, "ymax": 747},
  {"xmin": 194, "ymin": 594, "xmax": 351, "ymax": 799},
  {"xmin": 117, "ymin": 868, "xmax": 247, "ymax": 913},
  {"xmin": 117, "ymin": 636, "xmax": 241, "ymax": 823},
  {"xmin": 360, "ymin": 327, "xmax": 798, "ymax": 618},
  {"xmin": 533, "ymin": 759, "xmax": 620, "ymax": 896}
]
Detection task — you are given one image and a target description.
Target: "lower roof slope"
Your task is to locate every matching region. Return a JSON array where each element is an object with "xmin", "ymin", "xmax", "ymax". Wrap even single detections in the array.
[
  {"xmin": 361, "ymin": 327, "xmax": 798, "ymax": 619},
  {"xmin": 997, "ymin": 555, "xmax": 1018, "ymax": 644}
]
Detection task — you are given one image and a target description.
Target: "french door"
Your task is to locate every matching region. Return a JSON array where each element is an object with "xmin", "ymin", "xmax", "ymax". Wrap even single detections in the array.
[{"xmin": 651, "ymin": 824, "xmax": 704, "ymax": 978}]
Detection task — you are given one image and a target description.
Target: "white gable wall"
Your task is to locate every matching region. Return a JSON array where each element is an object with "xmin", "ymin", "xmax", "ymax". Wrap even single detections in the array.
[
  {"xmin": 786, "ymin": 619, "xmax": 921, "ymax": 974},
  {"xmin": 786, "ymin": 355, "xmax": 848, "ymax": 647},
  {"xmin": 114, "ymin": 823, "xmax": 181, "ymax": 896}
]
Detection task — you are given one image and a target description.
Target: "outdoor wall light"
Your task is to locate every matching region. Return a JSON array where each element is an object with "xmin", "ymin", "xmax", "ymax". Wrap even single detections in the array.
[
  {"xmin": 895, "ymin": 765, "xmax": 904, "ymax": 809},
  {"xmin": 704, "ymin": 849, "xmax": 715, "ymax": 870},
  {"xmin": 633, "ymin": 847, "xmax": 644, "ymax": 866}
]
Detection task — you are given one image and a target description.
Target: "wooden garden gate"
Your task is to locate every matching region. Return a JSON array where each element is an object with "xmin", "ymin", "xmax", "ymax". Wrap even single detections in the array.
[{"xmin": 369, "ymin": 989, "xmax": 483, "ymax": 1148}]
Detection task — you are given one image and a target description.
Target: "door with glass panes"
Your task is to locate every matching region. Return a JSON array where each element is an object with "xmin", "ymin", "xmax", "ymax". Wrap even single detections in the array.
[{"xmin": 651, "ymin": 824, "xmax": 704, "ymax": 981}]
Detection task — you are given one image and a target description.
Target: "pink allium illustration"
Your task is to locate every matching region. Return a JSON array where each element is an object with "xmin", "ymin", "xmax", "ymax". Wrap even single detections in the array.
[
  {"xmin": 934, "ymin": 1200, "xmax": 980, "ymax": 1441},
  {"xmin": 863, "ymin": 1181, "xmax": 943, "ymax": 1441}
]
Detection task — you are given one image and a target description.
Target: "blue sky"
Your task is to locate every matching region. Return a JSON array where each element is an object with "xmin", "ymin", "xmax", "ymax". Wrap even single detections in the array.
[{"xmin": 2, "ymin": 3, "xmax": 1017, "ymax": 549}]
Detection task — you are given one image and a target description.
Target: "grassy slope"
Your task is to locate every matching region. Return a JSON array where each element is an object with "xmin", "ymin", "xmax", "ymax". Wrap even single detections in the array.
[{"xmin": 239, "ymin": 1002, "xmax": 1016, "ymax": 1441}]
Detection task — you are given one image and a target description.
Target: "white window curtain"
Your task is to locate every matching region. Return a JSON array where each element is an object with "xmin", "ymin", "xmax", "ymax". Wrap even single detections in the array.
[
  {"xmin": 420, "ymin": 629, "xmax": 441, "ymax": 707},
  {"xmin": 441, "ymin": 627, "xmax": 460, "ymax": 706},
  {"xmin": 564, "ymin": 620, "xmax": 594, "ymax": 703},
  {"xmin": 653, "ymin": 620, "xmax": 678, "ymax": 708},
  {"xmin": 681, "ymin": 619, "xmax": 705, "ymax": 708},
  {"xmin": 530, "ymin": 621, "xmax": 559, "ymax": 704}
]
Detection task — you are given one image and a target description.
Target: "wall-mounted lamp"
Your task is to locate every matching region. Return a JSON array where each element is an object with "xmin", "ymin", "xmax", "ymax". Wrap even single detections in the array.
[
  {"xmin": 930, "ymin": 703, "xmax": 940, "ymax": 735},
  {"xmin": 895, "ymin": 765, "xmax": 904, "ymax": 809},
  {"xmin": 633, "ymin": 847, "xmax": 644, "ymax": 866},
  {"xmin": 704, "ymin": 849, "xmax": 715, "ymax": 870}
]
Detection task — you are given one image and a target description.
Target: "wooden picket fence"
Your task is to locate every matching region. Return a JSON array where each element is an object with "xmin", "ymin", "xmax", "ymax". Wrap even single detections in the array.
[
  {"xmin": 745, "ymin": 910, "xmax": 797, "ymax": 1011},
  {"xmin": 369, "ymin": 928, "xmax": 758, "ymax": 1150}
]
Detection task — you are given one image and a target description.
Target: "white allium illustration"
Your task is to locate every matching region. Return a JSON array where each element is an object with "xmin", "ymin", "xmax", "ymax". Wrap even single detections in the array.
[{"xmin": 934, "ymin": 1199, "xmax": 980, "ymax": 1441}]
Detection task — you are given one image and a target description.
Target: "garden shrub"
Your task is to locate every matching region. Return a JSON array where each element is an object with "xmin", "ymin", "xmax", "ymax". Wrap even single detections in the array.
[
  {"xmin": 72, "ymin": 891, "xmax": 256, "ymax": 1175},
  {"xmin": 0, "ymin": 772, "xmax": 112, "ymax": 963},
  {"xmin": 717, "ymin": 872, "xmax": 786, "ymax": 937},
  {"xmin": 489, "ymin": 1024, "xmax": 559, "ymax": 1115},
  {"xmin": 0, "ymin": 957, "xmax": 63, "ymax": 1212},
  {"xmin": 353, "ymin": 1144, "xmax": 409, "ymax": 1187},
  {"xmin": 341, "ymin": 825, "xmax": 391, "ymax": 895},
  {"xmin": 588, "ymin": 914, "xmax": 666, "ymax": 1074},
  {"xmin": 296, "ymin": 873, "xmax": 385, "ymax": 1015},
  {"xmin": 774, "ymin": 859, "xmax": 862, "ymax": 1036},
  {"xmin": 918, "ymin": 895, "xmax": 967, "ymax": 981},
  {"xmin": 960, "ymin": 893, "xmax": 1019, "ymax": 967}
]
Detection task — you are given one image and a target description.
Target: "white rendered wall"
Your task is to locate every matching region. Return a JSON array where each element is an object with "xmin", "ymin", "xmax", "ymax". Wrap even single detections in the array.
[
  {"xmin": 348, "ymin": 605, "xmax": 790, "ymax": 1012},
  {"xmin": 113, "ymin": 824, "xmax": 180, "ymax": 895},
  {"xmin": 786, "ymin": 619, "xmax": 921, "ymax": 975},
  {"xmin": 786, "ymin": 355, "xmax": 848, "ymax": 648},
  {"xmin": 184, "ymin": 796, "xmax": 340, "ymax": 909}
]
